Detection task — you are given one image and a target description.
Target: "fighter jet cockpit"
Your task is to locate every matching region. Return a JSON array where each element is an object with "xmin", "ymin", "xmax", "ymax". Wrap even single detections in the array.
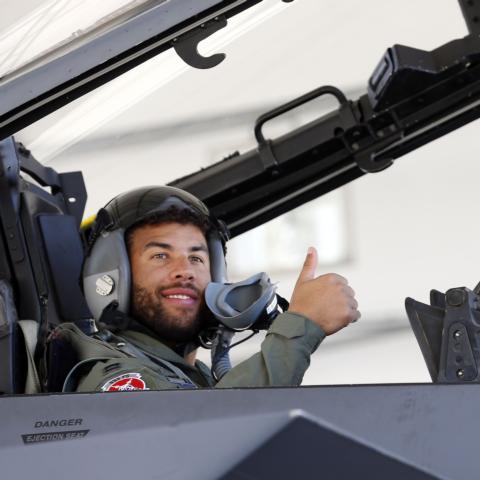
[{"xmin": 0, "ymin": 1, "xmax": 479, "ymax": 478}]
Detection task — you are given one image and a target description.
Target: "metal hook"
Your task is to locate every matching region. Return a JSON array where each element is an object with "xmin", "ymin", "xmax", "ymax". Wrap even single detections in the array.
[{"xmin": 173, "ymin": 16, "xmax": 228, "ymax": 69}]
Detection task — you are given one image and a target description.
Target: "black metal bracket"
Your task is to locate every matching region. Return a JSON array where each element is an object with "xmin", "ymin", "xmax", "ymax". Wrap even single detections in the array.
[
  {"xmin": 341, "ymin": 117, "xmax": 401, "ymax": 173},
  {"xmin": 57, "ymin": 172, "xmax": 88, "ymax": 229},
  {"xmin": 406, "ymin": 285, "xmax": 480, "ymax": 383},
  {"xmin": 254, "ymin": 86, "xmax": 351, "ymax": 171},
  {"xmin": 14, "ymin": 142, "xmax": 87, "ymax": 228},
  {"xmin": 459, "ymin": 0, "xmax": 480, "ymax": 35},
  {"xmin": 173, "ymin": 16, "xmax": 228, "ymax": 69},
  {"xmin": 15, "ymin": 143, "xmax": 61, "ymax": 190}
]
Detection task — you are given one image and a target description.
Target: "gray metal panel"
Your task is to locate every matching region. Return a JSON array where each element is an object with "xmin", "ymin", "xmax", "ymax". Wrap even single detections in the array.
[
  {"xmin": 222, "ymin": 413, "xmax": 440, "ymax": 480},
  {"xmin": 0, "ymin": 384, "xmax": 476, "ymax": 479}
]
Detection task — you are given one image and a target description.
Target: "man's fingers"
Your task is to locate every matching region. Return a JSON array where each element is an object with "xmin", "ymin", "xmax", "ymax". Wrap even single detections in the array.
[
  {"xmin": 349, "ymin": 297, "xmax": 358, "ymax": 311},
  {"xmin": 342, "ymin": 285, "xmax": 355, "ymax": 298},
  {"xmin": 296, "ymin": 246, "xmax": 318, "ymax": 284},
  {"xmin": 350, "ymin": 309, "xmax": 361, "ymax": 323}
]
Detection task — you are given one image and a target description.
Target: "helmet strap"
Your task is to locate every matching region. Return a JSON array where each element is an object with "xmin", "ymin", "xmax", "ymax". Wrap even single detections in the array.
[{"xmin": 98, "ymin": 301, "xmax": 131, "ymax": 332}]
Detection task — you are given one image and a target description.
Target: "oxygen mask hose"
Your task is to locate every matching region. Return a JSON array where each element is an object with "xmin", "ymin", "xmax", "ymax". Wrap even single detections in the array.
[
  {"xmin": 207, "ymin": 272, "xmax": 283, "ymax": 380},
  {"xmin": 211, "ymin": 326, "xmax": 234, "ymax": 380}
]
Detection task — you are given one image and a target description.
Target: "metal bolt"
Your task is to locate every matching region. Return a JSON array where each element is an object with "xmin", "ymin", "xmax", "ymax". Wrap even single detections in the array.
[
  {"xmin": 96, "ymin": 275, "xmax": 115, "ymax": 296},
  {"xmin": 454, "ymin": 330, "xmax": 462, "ymax": 339},
  {"xmin": 446, "ymin": 288, "xmax": 466, "ymax": 307},
  {"xmin": 457, "ymin": 369, "xmax": 465, "ymax": 379},
  {"xmin": 116, "ymin": 342, "xmax": 126, "ymax": 348}
]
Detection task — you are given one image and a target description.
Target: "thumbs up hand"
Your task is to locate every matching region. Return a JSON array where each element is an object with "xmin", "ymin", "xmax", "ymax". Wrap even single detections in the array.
[{"xmin": 288, "ymin": 247, "xmax": 360, "ymax": 335}]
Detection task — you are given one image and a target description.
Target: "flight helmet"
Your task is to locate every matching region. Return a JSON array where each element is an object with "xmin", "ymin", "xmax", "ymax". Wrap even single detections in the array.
[{"xmin": 82, "ymin": 186, "xmax": 229, "ymax": 321}]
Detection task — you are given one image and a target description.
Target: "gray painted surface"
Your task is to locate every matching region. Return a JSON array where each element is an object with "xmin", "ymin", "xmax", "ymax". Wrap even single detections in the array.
[
  {"xmin": 0, "ymin": 384, "xmax": 475, "ymax": 479},
  {"xmin": 222, "ymin": 413, "xmax": 440, "ymax": 480}
]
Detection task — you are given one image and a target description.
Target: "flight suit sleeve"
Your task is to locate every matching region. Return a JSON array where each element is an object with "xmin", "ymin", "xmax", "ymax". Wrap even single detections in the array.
[{"xmin": 215, "ymin": 312, "xmax": 326, "ymax": 388}]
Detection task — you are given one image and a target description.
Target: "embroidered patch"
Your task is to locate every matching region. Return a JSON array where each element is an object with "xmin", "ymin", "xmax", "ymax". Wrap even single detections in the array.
[{"xmin": 101, "ymin": 373, "xmax": 149, "ymax": 392}]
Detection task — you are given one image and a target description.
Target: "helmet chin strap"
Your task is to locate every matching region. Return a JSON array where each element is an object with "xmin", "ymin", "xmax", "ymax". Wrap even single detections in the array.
[{"xmin": 97, "ymin": 301, "xmax": 130, "ymax": 332}]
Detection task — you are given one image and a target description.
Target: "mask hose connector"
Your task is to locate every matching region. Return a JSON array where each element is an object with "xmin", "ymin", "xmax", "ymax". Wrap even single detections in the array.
[{"xmin": 211, "ymin": 326, "xmax": 234, "ymax": 380}]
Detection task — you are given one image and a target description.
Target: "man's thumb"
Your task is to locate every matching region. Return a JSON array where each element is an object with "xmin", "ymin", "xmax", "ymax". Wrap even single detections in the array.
[{"xmin": 297, "ymin": 247, "xmax": 318, "ymax": 283}]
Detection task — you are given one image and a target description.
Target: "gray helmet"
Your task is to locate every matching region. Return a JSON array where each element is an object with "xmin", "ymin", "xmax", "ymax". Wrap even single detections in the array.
[{"xmin": 82, "ymin": 186, "xmax": 229, "ymax": 320}]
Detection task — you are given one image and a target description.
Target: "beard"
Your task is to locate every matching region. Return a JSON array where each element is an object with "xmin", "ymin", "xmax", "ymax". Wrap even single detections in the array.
[{"xmin": 130, "ymin": 282, "xmax": 208, "ymax": 344}]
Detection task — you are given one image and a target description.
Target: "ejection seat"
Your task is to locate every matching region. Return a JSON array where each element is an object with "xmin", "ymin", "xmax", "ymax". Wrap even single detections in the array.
[{"xmin": 0, "ymin": 137, "xmax": 93, "ymax": 395}]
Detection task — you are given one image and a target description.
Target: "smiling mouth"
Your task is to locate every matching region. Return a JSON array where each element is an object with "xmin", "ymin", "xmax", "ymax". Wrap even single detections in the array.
[
  {"xmin": 160, "ymin": 287, "xmax": 199, "ymax": 306},
  {"xmin": 165, "ymin": 294, "xmax": 194, "ymax": 300},
  {"xmin": 162, "ymin": 295, "xmax": 197, "ymax": 307}
]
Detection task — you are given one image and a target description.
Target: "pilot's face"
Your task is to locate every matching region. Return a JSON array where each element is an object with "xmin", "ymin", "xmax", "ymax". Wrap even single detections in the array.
[{"xmin": 128, "ymin": 222, "xmax": 211, "ymax": 343}]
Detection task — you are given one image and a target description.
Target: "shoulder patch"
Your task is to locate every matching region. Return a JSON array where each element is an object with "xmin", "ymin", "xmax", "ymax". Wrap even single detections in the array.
[{"xmin": 101, "ymin": 373, "xmax": 149, "ymax": 392}]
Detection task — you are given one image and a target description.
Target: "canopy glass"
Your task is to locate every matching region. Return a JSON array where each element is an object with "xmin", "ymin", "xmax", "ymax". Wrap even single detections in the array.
[{"xmin": 0, "ymin": 0, "xmax": 163, "ymax": 81}]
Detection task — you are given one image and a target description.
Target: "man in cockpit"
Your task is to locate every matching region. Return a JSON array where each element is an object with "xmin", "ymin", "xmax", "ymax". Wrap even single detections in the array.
[{"xmin": 59, "ymin": 186, "xmax": 359, "ymax": 392}]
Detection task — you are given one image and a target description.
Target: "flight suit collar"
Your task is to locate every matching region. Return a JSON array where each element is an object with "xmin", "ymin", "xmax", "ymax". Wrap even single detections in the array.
[
  {"xmin": 122, "ymin": 319, "xmax": 190, "ymax": 366},
  {"xmin": 120, "ymin": 318, "xmax": 215, "ymax": 387}
]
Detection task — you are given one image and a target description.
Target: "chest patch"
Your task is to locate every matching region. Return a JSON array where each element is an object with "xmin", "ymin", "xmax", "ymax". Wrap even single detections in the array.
[{"xmin": 101, "ymin": 373, "xmax": 149, "ymax": 392}]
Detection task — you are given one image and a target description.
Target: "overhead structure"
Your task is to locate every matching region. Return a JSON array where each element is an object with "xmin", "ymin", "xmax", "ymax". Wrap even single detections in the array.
[{"xmin": 0, "ymin": 0, "xmax": 268, "ymax": 140}]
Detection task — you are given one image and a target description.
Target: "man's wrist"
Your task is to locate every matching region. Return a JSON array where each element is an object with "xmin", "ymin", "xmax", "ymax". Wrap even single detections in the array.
[{"xmin": 268, "ymin": 311, "xmax": 326, "ymax": 352}]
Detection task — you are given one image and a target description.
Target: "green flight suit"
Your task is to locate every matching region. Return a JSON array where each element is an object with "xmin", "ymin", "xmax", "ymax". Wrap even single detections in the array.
[{"xmin": 59, "ymin": 312, "xmax": 325, "ymax": 392}]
